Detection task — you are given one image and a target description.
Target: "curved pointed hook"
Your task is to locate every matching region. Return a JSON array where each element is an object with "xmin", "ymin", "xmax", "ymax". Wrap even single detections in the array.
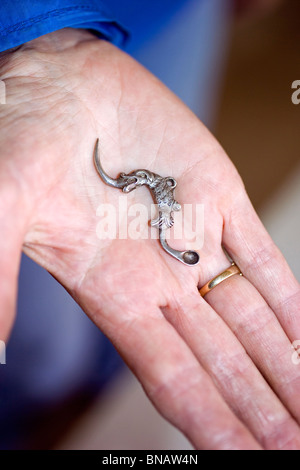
[
  {"xmin": 93, "ymin": 138, "xmax": 200, "ymax": 266},
  {"xmin": 94, "ymin": 139, "xmax": 124, "ymax": 189}
]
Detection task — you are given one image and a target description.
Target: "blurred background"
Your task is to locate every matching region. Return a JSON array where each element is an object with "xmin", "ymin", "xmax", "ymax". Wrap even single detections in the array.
[{"xmin": 54, "ymin": 0, "xmax": 299, "ymax": 450}]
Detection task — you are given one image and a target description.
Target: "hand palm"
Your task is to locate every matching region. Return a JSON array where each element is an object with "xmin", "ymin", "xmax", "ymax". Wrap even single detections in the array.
[{"xmin": 1, "ymin": 30, "xmax": 299, "ymax": 450}]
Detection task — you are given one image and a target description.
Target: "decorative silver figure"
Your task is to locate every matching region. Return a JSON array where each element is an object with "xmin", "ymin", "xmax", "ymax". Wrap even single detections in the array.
[{"xmin": 94, "ymin": 139, "xmax": 200, "ymax": 266}]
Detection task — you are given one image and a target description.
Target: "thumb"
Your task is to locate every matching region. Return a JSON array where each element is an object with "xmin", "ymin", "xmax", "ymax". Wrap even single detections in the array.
[{"xmin": 0, "ymin": 185, "xmax": 26, "ymax": 342}]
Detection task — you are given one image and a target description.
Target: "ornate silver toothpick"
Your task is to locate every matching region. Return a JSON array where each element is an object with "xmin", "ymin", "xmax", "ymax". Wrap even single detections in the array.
[{"xmin": 93, "ymin": 139, "xmax": 200, "ymax": 266}]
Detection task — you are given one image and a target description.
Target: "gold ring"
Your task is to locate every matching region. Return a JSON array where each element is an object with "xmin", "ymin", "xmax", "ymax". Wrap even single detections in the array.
[{"xmin": 199, "ymin": 262, "xmax": 243, "ymax": 297}]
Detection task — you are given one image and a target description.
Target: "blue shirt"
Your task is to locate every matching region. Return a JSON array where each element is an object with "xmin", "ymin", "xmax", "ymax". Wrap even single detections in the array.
[{"xmin": 0, "ymin": 0, "xmax": 191, "ymax": 53}]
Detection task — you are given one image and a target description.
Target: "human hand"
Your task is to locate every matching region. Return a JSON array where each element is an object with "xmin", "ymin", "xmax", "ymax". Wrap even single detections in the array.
[{"xmin": 0, "ymin": 29, "xmax": 299, "ymax": 450}]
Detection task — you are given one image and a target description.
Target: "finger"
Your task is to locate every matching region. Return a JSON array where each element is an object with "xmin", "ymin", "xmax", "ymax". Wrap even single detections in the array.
[
  {"xmin": 89, "ymin": 300, "xmax": 261, "ymax": 450},
  {"xmin": 222, "ymin": 196, "xmax": 300, "ymax": 341},
  {"xmin": 197, "ymin": 242, "xmax": 300, "ymax": 427},
  {"xmin": 162, "ymin": 274, "xmax": 300, "ymax": 450}
]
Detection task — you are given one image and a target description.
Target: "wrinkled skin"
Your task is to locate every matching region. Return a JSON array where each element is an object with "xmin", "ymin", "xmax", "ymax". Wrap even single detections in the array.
[{"xmin": 0, "ymin": 29, "xmax": 299, "ymax": 450}]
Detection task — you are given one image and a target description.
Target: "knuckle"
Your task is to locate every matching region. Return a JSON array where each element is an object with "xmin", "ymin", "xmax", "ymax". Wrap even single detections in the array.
[
  {"xmin": 261, "ymin": 415, "xmax": 300, "ymax": 450},
  {"xmin": 231, "ymin": 302, "xmax": 274, "ymax": 337},
  {"xmin": 149, "ymin": 364, "xmax": 203, "ymax": 404},
  {"xmin": 210, "ymin": 426, "xmax": 253, "ymax": 450},
  {"xmin": 243, "ymin": 242, "xmax": 278, "ymax": 273},
  {"xmin": 274, "ymin": 288, "xmax": 300, "ymax": 323}
]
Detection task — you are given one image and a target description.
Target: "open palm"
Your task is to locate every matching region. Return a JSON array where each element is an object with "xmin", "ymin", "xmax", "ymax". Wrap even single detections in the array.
[{"xmin": 1, "ymin": 29, "xmax": 299, "ymax": 450}]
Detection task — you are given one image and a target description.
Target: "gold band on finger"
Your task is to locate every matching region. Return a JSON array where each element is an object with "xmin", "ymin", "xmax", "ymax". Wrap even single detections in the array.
[{"xmin": 199, "ymin": 262, "xmax": 243, "ymax": 297}]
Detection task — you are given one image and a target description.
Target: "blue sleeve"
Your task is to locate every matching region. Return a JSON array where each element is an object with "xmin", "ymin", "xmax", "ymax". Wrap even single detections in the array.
[{"xmin": 0, "ymin": 0, "xmax": 128, "ymax": 53}]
